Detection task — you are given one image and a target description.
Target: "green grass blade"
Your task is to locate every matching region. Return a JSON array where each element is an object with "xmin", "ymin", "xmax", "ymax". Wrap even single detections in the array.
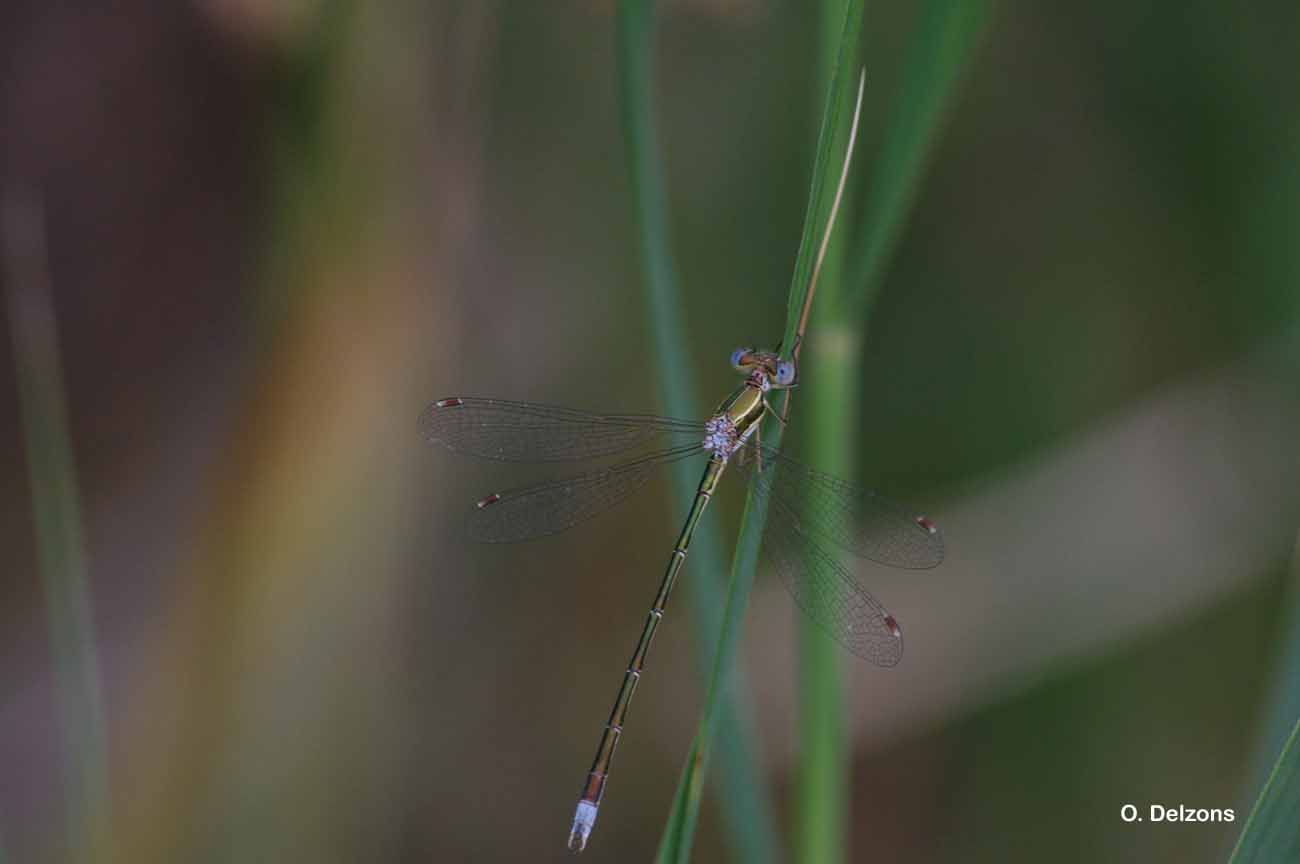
[
  {"xmin": 616, "ymin": 2, "xmax": 777, "ymax": 861},
  {"xmin": 655, "ymin": 3, "xmax": 865, "ymax": 861},
  {"xmin": 1229, "ymin": 713, "xmax": 1300, "ymax": 862},
  {"xmin": 3, "ymin": 196, "xmax": 109, "ymax": 861},
  {"xmin": 782, "ymin": 6, "xmax": 864, "ymax": 339},
  {"xmin": 796, "ymin": 2, "xmax": 989, "ymax": 862},
  {"xmin": 848, "ymin": 0, "xmax": 990, "ymax": 318},
  {"xmin": 794, "ymin": 2, "xmax": 861, "ymax": 860}
]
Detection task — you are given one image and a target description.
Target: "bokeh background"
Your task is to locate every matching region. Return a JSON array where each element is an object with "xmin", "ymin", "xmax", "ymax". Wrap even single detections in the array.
[{"xmin": 2, "ymin": 2, "xmax": 1298, "ymax": 862}]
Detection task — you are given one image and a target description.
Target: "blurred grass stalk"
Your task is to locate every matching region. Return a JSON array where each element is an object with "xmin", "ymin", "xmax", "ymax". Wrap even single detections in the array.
[
  {"xmin": 615, "ymin": 3, "xmax": 778, "ymax": 862},
  {"xmin": 4, "ymin": 194, "xmax": 108, "ymax": 861},
  {"xmin": 799, "ymin": 1, "xmax": 988, "ymax": 862}
]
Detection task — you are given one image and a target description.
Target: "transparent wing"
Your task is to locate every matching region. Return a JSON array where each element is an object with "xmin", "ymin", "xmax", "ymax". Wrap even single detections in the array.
[
  {"xmin": 751, "ymin": 444, "xmax": 944, "ymax": 570},
  {"xmin": 422, "ymin": 397, "xmax": 705, "ymax": 463},
  {"xmin": 467, "ymin": 443, "xmax": 706, "ymax": 543},
  {"xmin": 754, "ymin": 482, "xmax": 904, "ymax": 666}
]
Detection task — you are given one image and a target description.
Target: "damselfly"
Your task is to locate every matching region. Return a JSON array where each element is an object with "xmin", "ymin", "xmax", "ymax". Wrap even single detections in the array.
[{"xmin": 422, "ymin": 348, "xmax": 943, "ymax": 851}]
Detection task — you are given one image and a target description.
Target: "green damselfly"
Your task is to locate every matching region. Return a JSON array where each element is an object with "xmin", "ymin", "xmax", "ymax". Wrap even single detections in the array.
[
  {"xmin": 422, "ymin": 68, "xmax": 942, "ymax": 851},
  {"xmin": 422, "ymin": 352, "xmax": 943, "ymax": 850}
]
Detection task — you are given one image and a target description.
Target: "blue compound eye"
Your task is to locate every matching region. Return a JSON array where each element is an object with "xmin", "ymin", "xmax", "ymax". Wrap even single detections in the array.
[
  {"xmin": 730, "ymin": 347, "xmax": 752, "ymax": 369},
  {"xmin": 775, "ymin": 360, "xmax": 796, "ymax": 386}
]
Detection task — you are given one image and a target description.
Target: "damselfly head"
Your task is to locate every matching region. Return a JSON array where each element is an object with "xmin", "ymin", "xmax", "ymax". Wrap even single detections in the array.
[{"xmin": 730, "ymin": 348, "xmax": 798, "ymax": 389}]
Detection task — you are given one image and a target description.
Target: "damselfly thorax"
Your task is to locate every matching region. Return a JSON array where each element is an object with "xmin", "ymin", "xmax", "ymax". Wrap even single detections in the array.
[{"xmin": 702, "ymin": 348, "xmax": 793, "ymax": 459}]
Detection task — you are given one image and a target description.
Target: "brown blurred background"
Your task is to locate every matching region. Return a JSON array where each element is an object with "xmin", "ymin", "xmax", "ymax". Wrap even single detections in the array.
[{"xmin": 1, "ymin": 2, "xmax": 1298, "ymax": 862}]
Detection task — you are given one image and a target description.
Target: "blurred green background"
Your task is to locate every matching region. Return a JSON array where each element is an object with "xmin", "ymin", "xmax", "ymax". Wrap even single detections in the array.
[{"xmin": 1, "ymin": 1, "xmax": 1297, "ymax": 862}]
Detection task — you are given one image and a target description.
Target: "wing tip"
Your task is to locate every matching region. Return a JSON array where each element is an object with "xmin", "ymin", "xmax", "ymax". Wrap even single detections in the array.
[
  {"xmin": 912, "ymin": 515, "xmax": 946, "ymax": 569},
  {"xmin": 422, "ymin": 398, "xmax": 465, "ymax": 441},
  {"xmin": 878, "ymin": 613, "xmax": 904, "ymax": 666}
]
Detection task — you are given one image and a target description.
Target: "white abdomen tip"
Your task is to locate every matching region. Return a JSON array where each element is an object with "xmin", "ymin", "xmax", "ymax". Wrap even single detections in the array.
[{"xmin": 568, "ymin": 800, "xmax": 599, "ymax": 852}]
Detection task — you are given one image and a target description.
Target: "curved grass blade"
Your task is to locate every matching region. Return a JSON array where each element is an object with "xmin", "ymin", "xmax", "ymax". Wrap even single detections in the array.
[
  {"xmin": 423, "ymin": 397, "xmax": 702, "ymax": 463},
  {"xmin": 466, "ymin": 443, "xmax": 705, "ymax": 543}
]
